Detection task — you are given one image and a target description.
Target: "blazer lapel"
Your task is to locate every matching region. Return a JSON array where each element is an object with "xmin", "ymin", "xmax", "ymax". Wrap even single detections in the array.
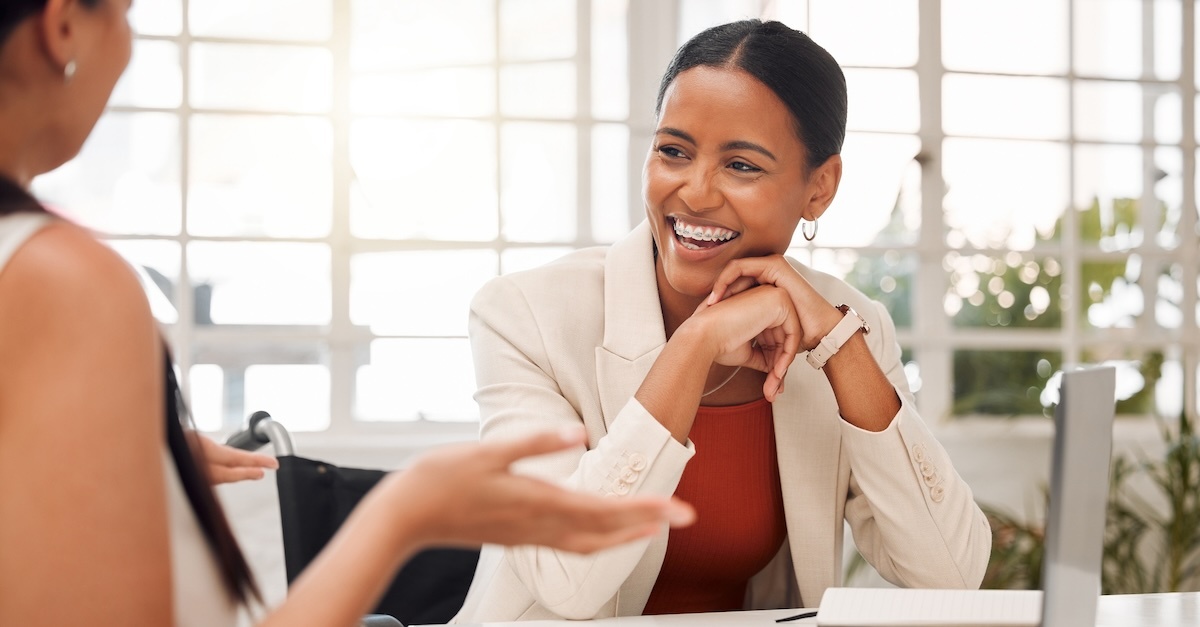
[
  {"xmin": 594, "ymin": 221, "xmax": 667, "ymax": 432},
  {"xmin": 771, "ymin": 258, "xmax": 849, "ymax": 603}
]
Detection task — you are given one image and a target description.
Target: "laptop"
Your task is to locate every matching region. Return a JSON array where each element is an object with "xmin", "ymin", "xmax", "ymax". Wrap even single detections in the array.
[{"xmin": 816, "ymin": 366, "xmax": 1117, "ymax": 627}]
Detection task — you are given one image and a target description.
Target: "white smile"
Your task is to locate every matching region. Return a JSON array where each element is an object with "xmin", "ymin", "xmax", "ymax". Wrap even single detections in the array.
[{"xmin": 671, "ymin": 217, "xmax": 740, "ymax": 250}]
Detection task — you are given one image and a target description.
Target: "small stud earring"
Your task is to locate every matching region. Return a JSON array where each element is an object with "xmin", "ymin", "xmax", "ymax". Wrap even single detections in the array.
[
  {"xmin": 801, "ymin": 219, "xmax": 818, "ymax": 242},
  {"xmin": 64, "ymin": 60, "xmax": 76, "ymax": 82}
]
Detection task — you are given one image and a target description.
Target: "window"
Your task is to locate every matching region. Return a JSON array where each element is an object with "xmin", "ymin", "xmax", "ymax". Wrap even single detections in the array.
[{"xmin": 34, "ymin": 0, "xmax": 1199, "ymax": 435}]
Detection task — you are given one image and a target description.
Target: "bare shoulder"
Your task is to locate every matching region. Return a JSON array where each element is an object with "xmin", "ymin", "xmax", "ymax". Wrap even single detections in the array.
[
  {"xmin": 0, "ymin": 221, "xmax": 157, "ymax": 388},
  {"xmin": 0, "ymin": 220, "xmax": 151, "ymax": 324}
]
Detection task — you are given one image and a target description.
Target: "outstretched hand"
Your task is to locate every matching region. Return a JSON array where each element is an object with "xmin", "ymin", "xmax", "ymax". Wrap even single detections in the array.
[
  {"xmin": 194, "ymin": 433, "xmax": 280, "ymax": 485},
  {"xmin": 393, "ymin": 427, "xmax": 695, "ymax": 554}
]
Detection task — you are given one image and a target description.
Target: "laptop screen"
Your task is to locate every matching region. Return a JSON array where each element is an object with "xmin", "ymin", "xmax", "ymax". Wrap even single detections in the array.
[{"xmin": 1041, "ymin": 366, "xmax": 1116, "ymax": 627}]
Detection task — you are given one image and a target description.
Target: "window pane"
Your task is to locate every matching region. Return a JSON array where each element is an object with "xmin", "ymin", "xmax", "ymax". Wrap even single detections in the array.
[
  {"xmin": 501, "ymin": 247, "xmax": 575, "ymax": 274},
  {"xmin": 1073, "ymin": 145, "xmax": 1182, "ymax": 252},
  {"xmin": 1156, "ymin": 263, "xmax": 1185, "ymax": 330},
  {"xmin": 944, "ymin": 139, "xmax": 1069, "ymax": 249},
  {"xmin": 191, "ymin": 344, "xmax": 329, "ymax": 430},
  {"xmin": 943, "ymin": 0, "xmax": 1068, "ymax": 74},
  {"xmin": 501, "ymin": 122, "xmax": 577, "ymax": 242},
  {"xmin": 1153, "ymin": 147, "xmax": 1184, "ymax": 248},
  {"xmin": 352, "ymin": 68, "xmax": 495, "ymax": 117},
  {"xmin": 350, "ymin": 250, "xmax": 497, "ymax": 336},
  {"xmin": 1074, "ymin": 0, "xmax": 1159, "ymax": 80},
  {"xmin": 592, "ymin": 0, "xmax": 629, "ymax": 121},
  {"xmin": 189, "ymin": 364, "xmax": 224, "ymax": 432},
  {"xmin": 947, "ymin": 253, "xmax": 1062, "ymax": 329},
  {"xmin": 845, "ymin": 69, "xmax": 919, "ymax": 134},
  {"xmin": 190, "ymin": 0, "xmax": 332, "ymax": 41},
  {"xmin": 501, "ymin": 0, "xmax": 575, "ymax": 61},
  {"xmin": 823, "ymin": 133, "xmax": 921, "ymax": 248},
  {"xmin": 1154, "ymin": 90, "xmax": 1183, "ymax": 144},
  {"xmin": 357, "ymin": 339, "xmax": 478, "ymax": 422},
  {"xmin": 350, "ymin": 119, "xmax": 497, "ymax": 241},
  {"xmin": 188, "ymin": 242, "xmax": 331, "ymax": 326},
  {"xmin": 810, "ymin": 0, "xmax": 918, "ymax": 68},
  {"xmin": 762, "ymin": 0, "xmax": 809, "ymax": 30},
  {"xmin": 111, "ymin": 41, "xmax": 181, "ymax": 108},
  {"xmin": 1082, "ymin": 257, "xmax": 1143, "ymax": 330},
  {"xmin": 944, "ymin": 75, "xmax": 1068, "ymax": 140},
  {"xmin": 1074, "ymin": 145, "xmax": 1142, "ymax": 250},
  {"xmin": 130, "ymin": 0, "xmax": 181, "ymax": 36},
  {"xmin": 591, "ymin": 123, "xmax": 630, "ymax": 243},
  {"xmin": 678, "ymin": 0, "xmax": 764, "ymax": 44},
  {"xmin": 500, "ymin": 62, "xmax": 576, "ymax": 118},
  {"xmin": 244, "ymin": 365, "xmax": 330, "ymax": 431},
  {"xmin": 1073, "ymin": 81, "xmax": 1143, "ymax": 143},
  {"xmin": 107, "ymin": 240, "xmax": 181, "ymax": 325},
  {"xmin": 190, "ymin": 44, "xmax": 332, "ymax": 113},
  {"xmin": 1078, "ymin": 350, "xmax": 1167, "ymax": 416},
  {"xmin": 1075, "ymin": 2, "xmax": 1138, "ymax": 77},
  {"xmin": 352, "ymin": 0, "xmax": 494, "ymax": 72},
  {"xmin": 34, "ymin": 113, "xmax": 181, "ymax": 236},
  {"xmin": 189, "ymin": 115, "xmax": 332, "ymax": 238},
  {"xmin": 953, "ymin": 350, "xmax": 1063, "ymax": 416},
  {"xmin": 813, "ymin": 249, "xmax": 915, "ymax": 330}
]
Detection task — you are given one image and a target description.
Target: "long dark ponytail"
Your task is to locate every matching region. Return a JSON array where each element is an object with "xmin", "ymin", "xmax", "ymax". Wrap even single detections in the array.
[{"xmin": 0, "ymin": 176, "xmax": 260, "ymax": 605}]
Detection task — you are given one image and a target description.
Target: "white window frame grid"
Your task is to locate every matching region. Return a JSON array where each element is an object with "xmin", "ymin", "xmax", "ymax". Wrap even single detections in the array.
[
  {"xmin": 102, "ymin": 0, "xmax": 628, "ymax": 441},
  {"xmin": 103, "ymin": 0, "xmax": 1198, "ymax": 443}
]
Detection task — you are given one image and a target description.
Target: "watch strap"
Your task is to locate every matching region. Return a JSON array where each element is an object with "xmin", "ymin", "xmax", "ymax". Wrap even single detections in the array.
[{"xmin": 806, "ymin": 305, "xmax": 869, "ymax": 369}]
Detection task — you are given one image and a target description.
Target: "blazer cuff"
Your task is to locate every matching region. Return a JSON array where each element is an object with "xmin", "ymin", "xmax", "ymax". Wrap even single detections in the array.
[{"xmin": 587, "ymin": 397, "xmax": 695, "ymax": 498}]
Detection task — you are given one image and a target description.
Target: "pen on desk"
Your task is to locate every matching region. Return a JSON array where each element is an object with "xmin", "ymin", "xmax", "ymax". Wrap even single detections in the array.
[{"xmin": 775, "ymin": 610, "xmax": 818, "ymax": 622}]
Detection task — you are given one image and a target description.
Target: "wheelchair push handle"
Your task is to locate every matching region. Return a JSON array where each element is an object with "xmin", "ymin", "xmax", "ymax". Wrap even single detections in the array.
[{"xmin": 225, "ymin": 410, "xmax": 295, "ymax": 457}]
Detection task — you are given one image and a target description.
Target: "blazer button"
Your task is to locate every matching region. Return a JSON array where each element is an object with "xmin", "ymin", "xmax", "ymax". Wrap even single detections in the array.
[
  {"xmin": 628, "ymin": 453, "xmax": 648, "ymax": 471},
  {"xmin": 612, "ymin": 482, "xmax": 631, "ymax": 496},
  {"xmin": 919, "ymin": 461, "xmax": 935, "ymax": 477},
  {"xmin": 911, "ymin": 444, "xmax": 927, "ymax": 463},
  {"xmin": 930, "ymin": 484, "xmax": 946, "ymax": 502},
  {"xmin": 619, "ymin": 467, "xmax": 638, "ymax": 484},
  {"xmin": 923, "ymin": 472, "xmax": 940, "ymax": 487}
]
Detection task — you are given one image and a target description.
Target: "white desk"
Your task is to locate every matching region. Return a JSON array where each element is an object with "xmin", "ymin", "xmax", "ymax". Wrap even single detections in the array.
[{"xmin": 432, "ymin": 592, "xmax": 1199, "ymax": 627}]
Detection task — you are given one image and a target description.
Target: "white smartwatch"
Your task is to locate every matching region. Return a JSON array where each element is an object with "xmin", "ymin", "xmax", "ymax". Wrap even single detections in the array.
[{"xmin": 805, "ymin": 304, "xmax": 871, "ymax": 369}]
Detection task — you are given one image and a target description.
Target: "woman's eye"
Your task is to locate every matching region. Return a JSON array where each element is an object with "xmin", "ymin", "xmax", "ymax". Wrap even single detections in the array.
[
  {"xmin": 658, "ymin": 146, "xmax": 686, "ymax": 159},
  {"xmin": 730, "ymin": 161, "xmax": 761, "ymax": 173}
]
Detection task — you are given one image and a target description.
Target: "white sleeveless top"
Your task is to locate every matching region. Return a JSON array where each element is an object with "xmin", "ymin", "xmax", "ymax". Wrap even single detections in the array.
[{"xmin": 0, "ymin": 213, "xmax": 238, "ymax": 627}]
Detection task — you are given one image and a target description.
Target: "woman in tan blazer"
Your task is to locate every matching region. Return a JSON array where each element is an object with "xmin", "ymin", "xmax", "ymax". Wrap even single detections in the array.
[{"xmin": 454, "ymin": 20, "xmax": 991, "ymax": 622}]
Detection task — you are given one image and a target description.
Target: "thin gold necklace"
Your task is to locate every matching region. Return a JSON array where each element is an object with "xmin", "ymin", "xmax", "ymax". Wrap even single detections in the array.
[{"xmin": 701, "ymin": 365, "xmax": 742, "ymax": 397}]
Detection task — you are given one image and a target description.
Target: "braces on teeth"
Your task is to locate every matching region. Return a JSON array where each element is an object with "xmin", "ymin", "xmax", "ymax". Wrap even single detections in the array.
[{"xmin": 673, "ymin": 220, "xmax": 738, "ymax": 243}]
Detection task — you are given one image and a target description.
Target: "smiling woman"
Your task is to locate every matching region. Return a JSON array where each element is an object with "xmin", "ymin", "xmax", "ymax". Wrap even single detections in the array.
[{"xmin": 455, "ymin": 19, "xmax": 991, "ymax": 623}]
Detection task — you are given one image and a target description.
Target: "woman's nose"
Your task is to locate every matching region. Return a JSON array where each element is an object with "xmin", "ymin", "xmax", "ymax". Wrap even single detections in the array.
[{"xmin": 677, "ymin": 167, "xmax": 723, "ymax": 213}]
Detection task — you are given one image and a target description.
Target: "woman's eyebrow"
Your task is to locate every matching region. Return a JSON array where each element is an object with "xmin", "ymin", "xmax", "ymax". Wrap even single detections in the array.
[
  {"xmin": 654, "ymin": 128, "xmax": 777, "ymax": 162},
  {"xmin": 720, "ymin": 139, "xmax": 777, "ymax": 162}
]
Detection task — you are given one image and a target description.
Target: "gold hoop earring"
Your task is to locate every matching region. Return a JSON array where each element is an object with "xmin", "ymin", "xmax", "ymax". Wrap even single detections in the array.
[
  {"xmin": 63, "ymin": 60, "xmax": 77, "ymax": 82},
  {"xmin": 801, "ymin": 219, "xmax": 818, "ymax": 242}
]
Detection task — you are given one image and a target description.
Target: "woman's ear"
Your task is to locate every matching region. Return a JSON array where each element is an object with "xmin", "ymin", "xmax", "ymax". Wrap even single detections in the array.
[
  {"xmin": 37, "ymin": 0, "xmax": 82, "ymax": 73},
  {"xmin": 801, "ymin": 154, "xmax": 843, "ymax": 221}
]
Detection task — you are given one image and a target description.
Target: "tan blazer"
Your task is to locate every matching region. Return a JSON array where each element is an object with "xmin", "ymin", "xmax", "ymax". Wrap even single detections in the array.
[{"xmin": 453, "ymin": 221, "xmax": 991, "ymax": 622}]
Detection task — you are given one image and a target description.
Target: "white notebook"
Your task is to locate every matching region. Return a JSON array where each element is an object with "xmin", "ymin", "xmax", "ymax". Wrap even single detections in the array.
[{"xmin": 816, "ymin": 588, "xmax": 1043, "ymax": 627}]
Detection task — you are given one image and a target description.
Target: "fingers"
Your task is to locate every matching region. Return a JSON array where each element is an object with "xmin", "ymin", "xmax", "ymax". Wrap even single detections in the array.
[
  {"xmin": 217, "ymin": 448, "xmax": 279, "ymax": 471},
  {"xmin": 708, "ymin": 274, "xmax": 758, "ymax": 305},
  {"xmin": 208, "ymin": 464, "xmax": 268, "ymax": 485},
  {"xmin": 197, "ymin": 433, "xmax": 278, "ymax": 468},
  {"xmin": 543, "ymin": 494, "xmax": 696, "ymax": 553},
  {"xmin": 708, "ymin": 256, "xmax": 787, "ymax": 304}
]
